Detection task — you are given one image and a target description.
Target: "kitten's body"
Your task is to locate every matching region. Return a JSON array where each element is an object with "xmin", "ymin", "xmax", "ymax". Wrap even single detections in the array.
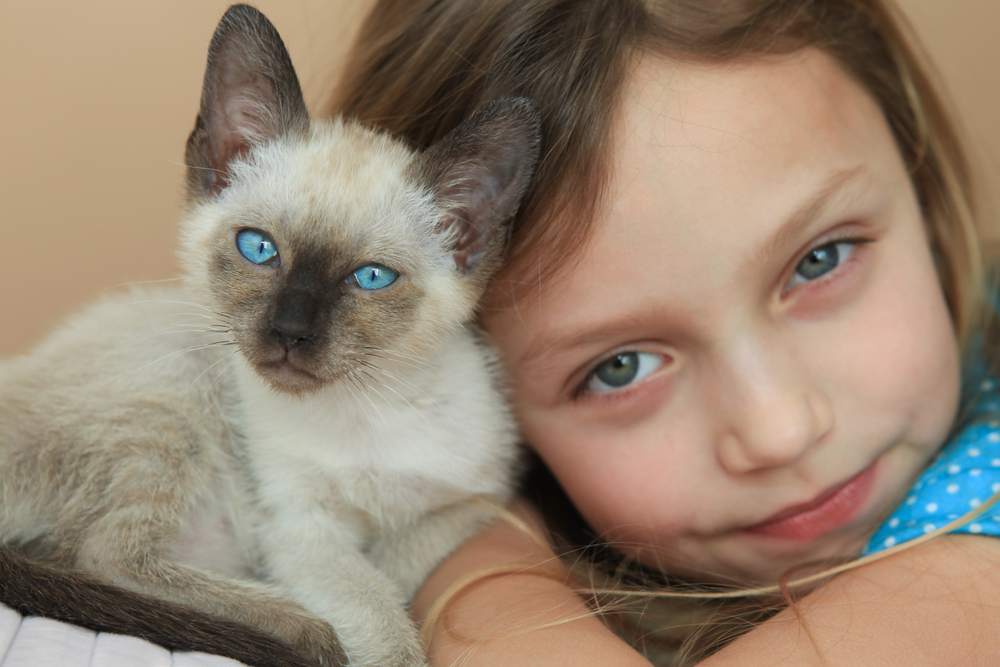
[{"xmin": 0, "ymin": 6, "xmax": 538, "ymax": 667}]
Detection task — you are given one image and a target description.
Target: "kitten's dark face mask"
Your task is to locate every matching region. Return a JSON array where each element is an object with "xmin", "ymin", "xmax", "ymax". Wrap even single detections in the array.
[{"xmin": 205, "ymin": 196, "xmax": 432, "ymax": 395}]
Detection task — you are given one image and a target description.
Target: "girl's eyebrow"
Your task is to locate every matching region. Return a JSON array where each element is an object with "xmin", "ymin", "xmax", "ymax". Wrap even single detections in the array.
[
  {"xmin": 517, "ymin": 311, "xmax": 661, "ymax": 370},
  {"xmin": 743, "ymin": 164, "xmax": 871, "ymax": 273}
]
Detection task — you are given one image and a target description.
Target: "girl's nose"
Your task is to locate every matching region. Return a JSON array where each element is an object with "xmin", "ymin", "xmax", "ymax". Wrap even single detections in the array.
[{"xmin": 714, "ymin": 338, "xmax": 833, "ymax": 475}]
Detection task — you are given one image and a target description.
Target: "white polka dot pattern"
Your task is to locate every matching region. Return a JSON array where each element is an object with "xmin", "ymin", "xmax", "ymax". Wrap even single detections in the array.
[{"xmin": 864, "ymin": 418, "xmax": 1000, "ymax": 555}]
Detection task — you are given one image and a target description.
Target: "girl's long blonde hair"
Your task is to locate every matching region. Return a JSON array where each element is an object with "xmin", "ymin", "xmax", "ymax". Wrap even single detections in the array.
[
  {"xmin": 331, "ymin": 0, "xmax": 988, "ymax": 341},
  {"xmin": 330, "ymin": 0, "xmax": 996, "ymax": 662}
]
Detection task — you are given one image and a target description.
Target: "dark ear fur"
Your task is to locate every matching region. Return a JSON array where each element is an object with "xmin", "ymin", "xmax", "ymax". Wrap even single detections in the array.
[
  {"xmin": 185, "ymin": 4, "xmax": 310, "ymax": 202},
  {"xmin": 413, "ymin": 98, "xmax": 541, "ymax": 282}
]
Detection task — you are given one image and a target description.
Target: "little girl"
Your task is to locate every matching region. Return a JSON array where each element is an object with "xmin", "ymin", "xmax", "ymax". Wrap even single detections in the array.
[{"xmin": 329, "ymin": 0, "xmax": 1000, "ymax": 664}]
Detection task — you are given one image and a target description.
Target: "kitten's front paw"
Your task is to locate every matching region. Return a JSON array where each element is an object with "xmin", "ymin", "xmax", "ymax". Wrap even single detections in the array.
[
  {"xmin": 360, "ymin": 645, "xmax": 426, "ymax": 667},
  {"xmin": 383, "ymin": 641, "xmax": 427, "ymax": 667},
  {"xmin": 344, "ymin": 625, "xmax": 426, "ymax": 667}
]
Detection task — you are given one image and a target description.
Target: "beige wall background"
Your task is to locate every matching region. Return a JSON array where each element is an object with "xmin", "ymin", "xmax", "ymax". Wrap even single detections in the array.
[{"xmin": 1, "ymin": 1, "xmax": 998, "ymax": 356}]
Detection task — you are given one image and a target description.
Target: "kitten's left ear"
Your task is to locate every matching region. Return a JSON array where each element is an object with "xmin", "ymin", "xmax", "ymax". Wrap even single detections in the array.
[
  {"xmin": 413, "ymin": 98, "xmax": 541, "ymax": 284},
  {"xmin": 184, "ymin": 4, "xmax": 310, "ymax": 202}
]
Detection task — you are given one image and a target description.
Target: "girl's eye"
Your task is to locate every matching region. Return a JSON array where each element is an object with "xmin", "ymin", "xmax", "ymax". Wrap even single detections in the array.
[
  {"xmin": 584, "ymin": 351, "xmax": 664, "ymax": 394},
  {"xmin": 787, "ymin": 241, "xmax": 856, "ymax": 289},
  {"xmin": 351, "ymin": 263, "xmax": 399, "ymax": 290},
  {"xmin": 236, "ymin": 229, "xmax": 279, "ymax": 266}
]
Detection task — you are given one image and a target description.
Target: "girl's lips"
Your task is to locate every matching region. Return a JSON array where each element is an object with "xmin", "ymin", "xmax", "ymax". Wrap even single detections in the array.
[{"xmin": 745, "ymin": 461, "xmax": 878, "ymax": 541}]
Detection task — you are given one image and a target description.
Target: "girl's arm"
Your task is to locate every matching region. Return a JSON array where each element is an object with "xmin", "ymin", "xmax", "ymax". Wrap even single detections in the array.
[
  {"xmin": 706, "ymin": 533, "xmax": 1000, "ymax": 665},
  {"xmin": 412, "ymin": 499, "xmax": 652, "ymax": 666},
  {"xmin": 413, "ymin": 501, "xmax": 1000, "ymax": 666}
]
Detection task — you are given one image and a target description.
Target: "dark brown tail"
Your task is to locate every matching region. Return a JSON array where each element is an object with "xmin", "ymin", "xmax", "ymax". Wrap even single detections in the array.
[{"xmin": 0, "ymin": 545, "xmax": 320, "ymax": 667}]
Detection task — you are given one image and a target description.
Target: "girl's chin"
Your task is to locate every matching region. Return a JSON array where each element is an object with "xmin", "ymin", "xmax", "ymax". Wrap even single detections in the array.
[{"xmin": 614, "ymin": 525, "xmax": 879, "ymax": 587}]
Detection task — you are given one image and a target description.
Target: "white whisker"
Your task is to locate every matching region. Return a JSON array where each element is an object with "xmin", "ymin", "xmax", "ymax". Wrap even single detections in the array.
[
  {"xmin": 118, "ymin": 341, "xmax": 231, "ymax": 382},
  {"xmin": 120, "ymin": 298, "xmax": 233, "ymax": 322},
  {"xmin": 358, "ymin": 359, "xmax": 431, "ymax": 400},
  {"xmin": 360, "ymin": 368, "xmax": 435, "ymax": 431},
  {"xmin": 351, "ymin": 372, "xmax": 390, "ymax": 429},
  {"xmin": 360, "ymin": 346, "xmax": 441, "ymax": 372},
  {"xmin": 205, "ymin": 356, "xmax": 240, "ymax": 394},
  {"xmin": 344, "ymin": 374, "xmax": 378, "ymax": 432},
  {"xmin": 356, "ymin": 370, "xmax": 403, "ymax": 417},
  {"xmin": 119, "ymin": 330, "xmax": 231, "ymax": 353},
  {"xmin": 187, "ymin": 349, "xmax": 239, "ymax": 394}
]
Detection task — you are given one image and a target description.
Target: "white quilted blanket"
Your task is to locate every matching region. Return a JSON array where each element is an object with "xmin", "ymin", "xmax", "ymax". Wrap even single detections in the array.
[{"xmin": 0, "ymin": 604, "xmax": 248, "ymax": 667}]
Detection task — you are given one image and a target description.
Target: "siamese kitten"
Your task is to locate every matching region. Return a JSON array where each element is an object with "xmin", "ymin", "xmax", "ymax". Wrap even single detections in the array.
[{"xmin": 0, "ymin": 5, "xmax": 538, "ymax": 667}]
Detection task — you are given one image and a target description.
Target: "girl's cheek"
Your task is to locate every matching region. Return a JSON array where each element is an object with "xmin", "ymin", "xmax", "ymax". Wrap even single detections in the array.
[
  {"xmin": 524, "ymin": 401, "xmax": 701, "ymax": 532},
  {"xmin": 568, "ymin": 369, "xmax": 675, "ymax": 429},
  {"xmin": 834, "ymin": 233, "xmax": 960, "ymax": 455},
  {"xmin": 522, "ymin": 408, "xmax": 630, "ymax": 491}
]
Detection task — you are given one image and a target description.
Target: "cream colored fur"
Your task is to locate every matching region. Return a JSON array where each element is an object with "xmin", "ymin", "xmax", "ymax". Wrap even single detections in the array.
[{"xmin": 0, "ymin": 6, "xmax": 538, "ymax": 667}]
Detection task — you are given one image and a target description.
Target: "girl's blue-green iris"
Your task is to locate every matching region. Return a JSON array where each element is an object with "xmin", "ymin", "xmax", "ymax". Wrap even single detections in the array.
[
  {"xmin": 236, "ymin": 229, "xmax": 278, "ymax": 265},
  {"xmin": 353, "ymin": 264, "xmax": 398, "ymax": 290},
  {"xmin": 595, "ymin": 353, "xmax": 640, "ymax": 388},
  {"xmin": 587, "ymin": 351, "xmax": 664, "ymax": 394},
  {"xmin": 795, "ymin": 242, "xmax": 840, "ymax": 281}
]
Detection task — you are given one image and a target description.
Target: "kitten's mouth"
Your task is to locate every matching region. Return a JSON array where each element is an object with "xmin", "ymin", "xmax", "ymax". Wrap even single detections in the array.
[{"xmin": 255, "ymin": 349, "xmax": 325, "ymax": 394}]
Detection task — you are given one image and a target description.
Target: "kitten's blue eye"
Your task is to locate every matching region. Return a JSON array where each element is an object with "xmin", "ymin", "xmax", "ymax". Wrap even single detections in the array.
[
  {"xmin": 351, "ymin": 264, "xmax": 398, "ymax": 290},
  {"xmin": 585, "ymin": 351, "xmax": 663, "ymax": 394},
  {"xmin": 787, "ymin": 241, "xmax": 855, "ymax": 289},
  {"xmin": 236, "ymin": 229, "xmax": 278, "ymax": 265}
]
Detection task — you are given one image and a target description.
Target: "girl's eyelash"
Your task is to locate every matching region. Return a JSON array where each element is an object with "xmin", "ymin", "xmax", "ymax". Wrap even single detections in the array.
[
  {"xmin": 575, "ymin": 350, "xmax": 666, "ymax": 400},
  {"xmin": 784, "ymin": 236, "xmax": 870, "ymax": 292}
]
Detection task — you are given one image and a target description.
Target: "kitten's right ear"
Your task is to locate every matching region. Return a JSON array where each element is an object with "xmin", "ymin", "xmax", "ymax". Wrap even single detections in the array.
[
  {"xmin": 413, "ymin": 98, "xmax": 541, "ymax": 289},
  {"xmin": 184, "ymin": 4, "xmax": 309, "ymax": 202}
]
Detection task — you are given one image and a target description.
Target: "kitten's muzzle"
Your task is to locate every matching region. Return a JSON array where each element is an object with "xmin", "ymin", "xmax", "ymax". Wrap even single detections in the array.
[{"xmin": 270, "ymin": 287, "xmax": 322, "ymax": 351}]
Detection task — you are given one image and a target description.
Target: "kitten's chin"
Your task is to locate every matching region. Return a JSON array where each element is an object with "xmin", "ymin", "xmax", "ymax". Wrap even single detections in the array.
[{"xmin": 254, "ymin": 358, "xmax": 328, "ymax": 396}]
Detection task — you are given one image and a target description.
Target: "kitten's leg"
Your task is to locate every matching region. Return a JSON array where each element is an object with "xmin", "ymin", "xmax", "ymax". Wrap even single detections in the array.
[
  {"xmin": 367, "ymin": 500, "xmax": 501, "ymax": 601},
  {"xmin": 76, "ymin": 516, "xmax": 345, "ymax": 666},
  {"xmin": 259, "ymin": 504, "xmax": 428, "ymax": 667},
  {"xmin": 52, "ymin": 420, "xmax": 346, "ymax": 666}
]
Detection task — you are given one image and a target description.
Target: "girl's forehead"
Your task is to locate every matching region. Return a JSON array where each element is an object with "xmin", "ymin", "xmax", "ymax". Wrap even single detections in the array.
[
  {"xmin": 602, "ymin": 48, "xmax": 894, "ymax": 268},
  {"xmin": 615, "ymin": 48, "xmax": 880, "ymax": 182}
]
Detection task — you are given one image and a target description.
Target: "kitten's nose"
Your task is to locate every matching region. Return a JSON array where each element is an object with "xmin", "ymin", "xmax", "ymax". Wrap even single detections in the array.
[{"xmin": 270, "ymin": 288, "xmax": 320, "ymax": 350}]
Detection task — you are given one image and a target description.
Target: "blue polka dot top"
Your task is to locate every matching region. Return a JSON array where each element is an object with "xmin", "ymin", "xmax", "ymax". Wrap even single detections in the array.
[{"xmin": 864, "ymin": 376, "xmax": 1000, "ymax": 555}]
